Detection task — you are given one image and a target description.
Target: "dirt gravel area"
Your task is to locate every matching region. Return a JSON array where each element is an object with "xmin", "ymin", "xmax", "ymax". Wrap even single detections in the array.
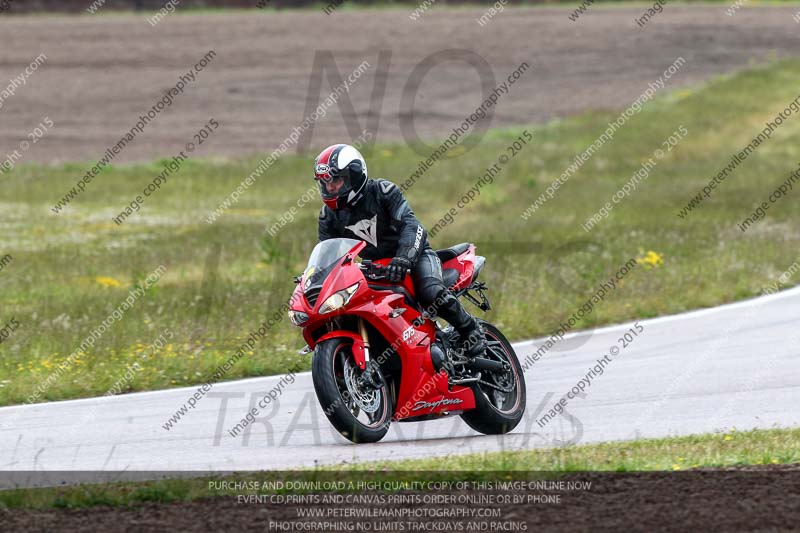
[
  {"xmin": 0, "ymin": 6, "xmax": 799, "ymax": 165},
  {"xmin": 3, "ymin": 467, "xmax": 799, "ymax": 532}
]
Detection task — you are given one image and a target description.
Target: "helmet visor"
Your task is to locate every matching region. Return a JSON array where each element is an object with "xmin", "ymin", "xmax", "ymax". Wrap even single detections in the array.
[{"xmin": 315, "ymin": 172, "xmax": 353, "ymax": 200}]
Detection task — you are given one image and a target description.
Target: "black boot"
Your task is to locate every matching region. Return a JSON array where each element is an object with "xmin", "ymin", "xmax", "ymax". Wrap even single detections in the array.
[
  {"xmin": 458, "ymin": 318, "xmax": 487, "ymax": 359},
  {"xmin": 436, "ymin": 292, "xmax": 487, "ymax": 359}
]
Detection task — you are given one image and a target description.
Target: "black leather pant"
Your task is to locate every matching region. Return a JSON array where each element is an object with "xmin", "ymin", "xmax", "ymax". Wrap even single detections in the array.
[{"xmin": 410, "ymin": 249, "xmax": 477, "ymax": 333}]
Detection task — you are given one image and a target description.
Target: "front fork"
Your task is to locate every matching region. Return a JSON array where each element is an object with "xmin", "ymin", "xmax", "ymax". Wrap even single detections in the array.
[
  {"xmin": 358, "ymin": 317, "xmax": 371, "ymax": 364},
  {"xmin": 358, "ymin": 318, "xmax": 385, "ymax": 390},
  {"xmin": 308, "ymin": 320, "xmax": 383, "ymax": 388}
]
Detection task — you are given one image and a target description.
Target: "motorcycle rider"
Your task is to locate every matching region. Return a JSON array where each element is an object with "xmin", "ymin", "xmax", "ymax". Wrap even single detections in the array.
[{"xmin": 314, "ymin": 143, "xmax": 486, "ymax": 359}]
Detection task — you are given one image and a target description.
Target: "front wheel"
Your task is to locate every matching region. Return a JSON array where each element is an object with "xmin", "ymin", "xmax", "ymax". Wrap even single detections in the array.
[
  {"xmin": 461, "ymin": 320, "xmax": 526, "ymax": 435},
  {"xmin": 312, "ymin": 337, "xmax": 394, "ymax": 443}
]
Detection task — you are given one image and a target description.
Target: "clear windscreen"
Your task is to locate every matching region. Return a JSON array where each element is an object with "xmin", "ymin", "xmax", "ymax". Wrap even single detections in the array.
[{"xmin": 304, "ymin": 238, "xmax": 360, "ymax": 282}]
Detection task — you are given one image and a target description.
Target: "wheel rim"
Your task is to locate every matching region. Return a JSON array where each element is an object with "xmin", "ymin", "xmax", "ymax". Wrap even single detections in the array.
[
  {"xmin": 331, "ymin": 344, "xmax": 389, "ymax": 429},
  {"xmin": 477, "ymin": 330, "xmax": 522, "ymax": 415}
]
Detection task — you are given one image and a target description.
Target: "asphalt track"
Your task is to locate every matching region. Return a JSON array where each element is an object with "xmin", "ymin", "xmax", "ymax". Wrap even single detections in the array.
[{"xmin": 1, "ymin": 286, "xmax": 799, "ymax": 487}]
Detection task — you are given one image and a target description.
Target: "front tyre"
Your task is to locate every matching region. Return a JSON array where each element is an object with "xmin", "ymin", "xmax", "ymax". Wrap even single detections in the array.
[
  {"xmin": 461, "ymin": 320, "xmax": 526, "ymax": 435},
  {"xmin": 312, "ymin": 337, "xmax": 393, "ymax": 443}
]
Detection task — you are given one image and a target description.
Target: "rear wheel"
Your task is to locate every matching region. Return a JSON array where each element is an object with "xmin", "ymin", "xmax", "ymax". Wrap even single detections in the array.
[
  {"xmin": 312, "ymin": 338, "xmax": 393, "ymax": 443},
  {"xmin": 461, "ymin": 321, "xmax": 526, "ymax": 435}
]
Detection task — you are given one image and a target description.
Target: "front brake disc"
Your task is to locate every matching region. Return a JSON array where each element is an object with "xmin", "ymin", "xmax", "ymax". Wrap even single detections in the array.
[{"xmin": 343, "ymin": 357, "xmax": 381, "ymax": 414}]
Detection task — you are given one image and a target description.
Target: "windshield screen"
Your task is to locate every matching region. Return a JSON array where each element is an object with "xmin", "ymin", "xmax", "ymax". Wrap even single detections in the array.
[{"xmin": 304, "ymin": 238, "xmax": 360, "ymax": 285}]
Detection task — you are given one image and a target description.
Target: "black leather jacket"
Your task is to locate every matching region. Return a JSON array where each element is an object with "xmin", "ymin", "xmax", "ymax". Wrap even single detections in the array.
[{"xmin": 318, "ymin": 179, "xmax": 430, "ymax": 264}]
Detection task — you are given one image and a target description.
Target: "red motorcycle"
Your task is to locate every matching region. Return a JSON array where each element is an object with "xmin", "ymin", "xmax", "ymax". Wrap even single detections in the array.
[{"xmin": 288, "ymin": 238, "xmax": 525, "ymax": 443}]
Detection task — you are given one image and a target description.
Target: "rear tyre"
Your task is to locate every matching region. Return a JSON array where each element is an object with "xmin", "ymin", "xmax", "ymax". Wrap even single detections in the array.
[
  {"xmin": 312, "ymin": 337, "xmax": 393, "ymax": 443},
  {"xmin": 461, "ymin": 320, "xmax": 526, "ymax": 435}
]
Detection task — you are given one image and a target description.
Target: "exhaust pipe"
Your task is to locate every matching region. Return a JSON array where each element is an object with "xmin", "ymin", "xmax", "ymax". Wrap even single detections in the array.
[{"xmin": 467, "ymin": 357, "xmax": 507, "ymax": 373}]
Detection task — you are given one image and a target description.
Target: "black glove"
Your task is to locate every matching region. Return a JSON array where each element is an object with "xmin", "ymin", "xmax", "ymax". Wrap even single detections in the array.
[{"xmin": 387, "ymin": 257, "xmax": 412, "ymax": 283}]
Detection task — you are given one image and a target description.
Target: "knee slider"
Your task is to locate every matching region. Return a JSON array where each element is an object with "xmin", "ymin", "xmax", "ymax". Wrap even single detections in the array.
[{"xmin": 417, "ymin": 281, "xmax": 446, "ymax": 311}]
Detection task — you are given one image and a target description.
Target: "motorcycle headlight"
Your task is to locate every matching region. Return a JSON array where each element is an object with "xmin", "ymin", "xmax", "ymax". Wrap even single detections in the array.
[
  {"xmin": 288, "ymin": 310, "xmax": 309, "ymax": 326},
  {"xmin": 318, "ymin": 282, "xmax": 360, "ymax": 314}
]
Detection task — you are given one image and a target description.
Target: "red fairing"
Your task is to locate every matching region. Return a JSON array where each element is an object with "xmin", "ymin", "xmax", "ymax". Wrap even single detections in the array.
[{"xmin": 289, "ymin": 240, "xmax": 478, "ymax": 420}]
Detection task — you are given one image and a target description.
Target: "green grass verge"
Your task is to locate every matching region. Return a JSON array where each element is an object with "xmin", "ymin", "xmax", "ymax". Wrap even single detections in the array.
[
  {"xmin": 337, "ymin": 427, "xmax": 800, "ymax": 472},
  {"xmin": 1, "ymin": 428, "xmax": 797, "ymax": 509},
  {"xmin": 2, "ymin": 59, "xmax": 800, "ymax": 406}
]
